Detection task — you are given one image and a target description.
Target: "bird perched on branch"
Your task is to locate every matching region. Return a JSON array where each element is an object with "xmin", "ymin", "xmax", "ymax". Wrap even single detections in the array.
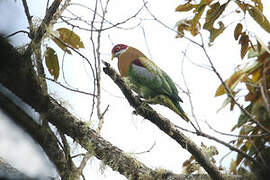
[{"xmin": 111, "ymin": 44, "xmax": 189, "ymax": 122}]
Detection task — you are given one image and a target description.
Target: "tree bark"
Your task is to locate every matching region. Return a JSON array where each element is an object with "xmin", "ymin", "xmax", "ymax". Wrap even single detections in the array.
[{"xmin": 102, "ymin": 62, "xmax": 225, "ymax": 180}]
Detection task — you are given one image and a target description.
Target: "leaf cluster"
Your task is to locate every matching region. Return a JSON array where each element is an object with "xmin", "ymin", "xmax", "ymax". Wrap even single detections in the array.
[
  {"xmin": 175, "ymin": 0, "xmax": 270, "ymax": 43},
  {"xmin": 175, "ymin": 0, "xmax": 270, "ymax": 176},
  {"xmin": 45, "ymin": 27, "xmax": 85, "ymax": 80}
]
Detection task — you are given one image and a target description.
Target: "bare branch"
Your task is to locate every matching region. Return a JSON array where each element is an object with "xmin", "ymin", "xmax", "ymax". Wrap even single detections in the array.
[
  {"xmin": 24, "ymin": 0, "xmax": 61, "ymax": 57},
  {"xmin": 22, "ymin": 0, "xmax": 34, "ymax": 37},
  {"xmin": 6, "ymin": 30, "xmax": 30, "ymax": 38},
  {"xmin": 180, "ymin": 47, "xmax": 201, "ymax": 131},
  {"xmin": 134, "ymin": 141, "xmax": 156, "ymax": 155},
  {"xmin": 45, "ymin": 77, "xmax": 96, "ymax": 97},
  {"xmin": 77, "ymin": 152, "xmax": 92, "ymax": 176},
  {"xmin": 204, "ymin": 119, "xmax": 269, "ymax": 138}
]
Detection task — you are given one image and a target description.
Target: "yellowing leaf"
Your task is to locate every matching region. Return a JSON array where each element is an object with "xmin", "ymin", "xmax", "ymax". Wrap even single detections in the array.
[
  {"xmin": 236, "ymin": 145, "xmax": 246, "ymax": 165},
  {"xmin": 248, "ymin": 5, "xmax": 270, "ymax": 33},
  {"xmin": 215, "ymin": 70, "xmax": 245, "ymax": 97},
  {"xmin": 205, "ymin": 0, "xmax": 213, "ymax": 5},
  {"xmin": 252, "ymin": 0, "xmax": 263, "ymax": 11},
  {"xmin": 203, "ymin": 2, "xmax": 227, "ymax": 30},
  {"xmin": 202, "ymin": 2, "xmax": 228, "ymax": 42},
  {"xmin": 234, "ymin": 1, "xmax": 247, "ymax": 12},
  {"xmin": 190, "ymin": 4, "xmax": 206, "ymax": 36},
  {"xmin": 215, "ymin": 81, "xmax": 227, "ymax": 96},
  {"xmin": 45, "ymin": 47, "xmax": 60, "ymax": 80},
  {"xmin": 248, "ymin": 45, "xmax": 263, "ymax": 58},
  {"xmin": 175, "ymin": 19, "xmax": 191, "ymax": 38},
  {"xmin": 251, "ymin": 66, "xmax": 262, "ymax": 83},
  {"xmin": 175, "ymin": 2, "xmax": 196, "ymax": 12},
  {"xmin": 245, "ymin": 83, "xmax": 257, "ymax": 102},
  {"xmin": 255, "ymin": 35, "xmax": 270, "ymax": 55},
  {"xmin": 234, "ymin": 23, "xmax": 243, "ymax": 40},
  {"xmin": 52, "ymin": 37, "xmax": 72, "ymax": 54},
  {"xmin": 239, "ymin": 33, "xmax": 249, "ymax": 59},
  {"xmin": 57, "ymin": 28, "xmax": 85, "ymax": 49},
  {"xmin": 175, "ymin": 19, "xmax": 200, "ymax": 38},
  {"xmin": 230, "ymin": 159, "xmax": 237, "ymax": 174},
  {"xmin": 209, "ymin": 21, "xmax": 225, "ymax": 42}
]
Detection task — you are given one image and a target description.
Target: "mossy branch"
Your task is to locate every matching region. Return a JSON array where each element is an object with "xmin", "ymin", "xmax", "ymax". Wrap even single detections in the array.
[{"xmin": 103, "ymin": 61, "xmax": 225, "ymax": 180}]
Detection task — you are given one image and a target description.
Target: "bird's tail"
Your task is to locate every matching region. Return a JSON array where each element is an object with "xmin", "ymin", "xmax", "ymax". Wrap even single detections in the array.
[
  {"xmin": 172, "ymin": 101, "xmax": 190, "ymax": 122},
  {"xmin": 157, "ymin": 95, "xmax": 189, "ymax": 122}
]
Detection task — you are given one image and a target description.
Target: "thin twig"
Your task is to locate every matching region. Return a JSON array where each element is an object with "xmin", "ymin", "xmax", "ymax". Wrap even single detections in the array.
[
  {"xmin": 142, "ymin": 0, "xmax": 201, "ymax": 47},
  {"xmin": 45, "ymin": 77, "xmax": 96, "ymax": 96},
  {"xmin": 89, "ymin": 0, "xmax": 99, "ymax": 121},
  {"xmin": 141, "ymin": 25, "xmax": 153, "ymax": 59},
  {"xmin": 95, "ymin": 0, "xmax": 110, "ymax": 133},
  {"xmin": 6, "ymin": 30, "xmax": 30, "ymax": 38},
  {"xmin": 180, "ymin": 46, "xmax": 201, "ymax": 131},
  {"xmin": 77, "ymin": 152, "xmax": 92, "ymax": 175},
  {"xmin": 71, "ymin": 153, "xmax": 86, "ymax": 159},
  {"xmin": 69, "ymin": 2, "xmax": 144, "ymax": 31},
  {"xmin": 134, "ymin": 141, "xmax": 156, "ymax": 155},
  {"xmin": 204, "ymin": 119, "xmax": 269, "ymax": 138},
  {"xmin": 22, "ymin": 0, "xmax": 34, "ymax": 37},
  {"xmin": 97, "ymin": 105, "xmax": 110, "ymax": 134}
]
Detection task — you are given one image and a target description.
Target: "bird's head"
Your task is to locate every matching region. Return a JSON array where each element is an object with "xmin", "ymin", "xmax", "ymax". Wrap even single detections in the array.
[{"xmin": 111, "ymin": 44, "xmax": 128, "ymax": 60}]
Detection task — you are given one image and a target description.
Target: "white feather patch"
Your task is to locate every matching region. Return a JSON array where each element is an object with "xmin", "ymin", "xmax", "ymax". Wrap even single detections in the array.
[{"xmin": 131, "ymin": 64, "xmax": 157, "ymax": 81}]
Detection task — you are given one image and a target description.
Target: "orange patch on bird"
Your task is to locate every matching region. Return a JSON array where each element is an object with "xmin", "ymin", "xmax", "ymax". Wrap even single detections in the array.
[{"xmin": 117, "ymin": 47, "xmax": 146, "ymax": 77}]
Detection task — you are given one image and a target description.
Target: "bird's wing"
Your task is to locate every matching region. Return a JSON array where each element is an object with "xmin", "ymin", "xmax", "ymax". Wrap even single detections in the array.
[
  {"xmin": 160, "ymin": 69, "xmax": 183, "ymax": 102},
  {"xmin": 129, "ymin": 57, "xmax": 181, "ymax": 102}
]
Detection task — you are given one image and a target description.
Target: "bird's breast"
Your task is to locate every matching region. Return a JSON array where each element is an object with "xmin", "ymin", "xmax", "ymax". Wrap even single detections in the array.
[{"xmin": 117, "ymin": 47, "xmax": 146, "ymax": 77}]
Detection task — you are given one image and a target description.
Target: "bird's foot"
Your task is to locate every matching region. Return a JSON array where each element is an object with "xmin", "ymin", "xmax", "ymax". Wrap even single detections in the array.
[{"xmin": 144, "ymin": 98, "xmax": 158, "ymax": 105}]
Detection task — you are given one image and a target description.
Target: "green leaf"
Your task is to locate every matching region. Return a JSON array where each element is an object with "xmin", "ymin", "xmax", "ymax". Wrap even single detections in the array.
[
  {"xmin": 57, "ymin": 28, "xmax": 85, "ymax": 49},
  {"xmin": 217, "ymin": 96, "xmax": 231, "ymax": 112},
  {"xmin": 248, "ymin": 5, "xmax": 270, "ymax": 33},
  {"xmin": 234, "ymin": 104, "xmax": 252, "ymax": 130},
  {"xmin": 45, "ymin": 47, "xmax": 60, "ymax": 80}
]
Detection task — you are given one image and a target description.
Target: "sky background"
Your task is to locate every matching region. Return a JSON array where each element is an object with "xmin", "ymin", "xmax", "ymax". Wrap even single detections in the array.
[{"xmin": 0, "ymin": 0, "xmax": 270, "ymax": 179}]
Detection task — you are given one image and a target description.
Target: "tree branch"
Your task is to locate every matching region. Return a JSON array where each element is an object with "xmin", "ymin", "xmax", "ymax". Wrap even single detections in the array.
[
  {"xmin": 102, "ymin": 62, "xmax": 225, "ymax": 180},
  {"xmin": 0, "ymin": 92, "xmax": 78, "ymax": 179},
  {"xmin": 0, "ymin": 35, "xmax": 247, "ymax": 180},
  {"xmin": 24, "ymin": 0, "xmax": 61, "ymax": 57}
]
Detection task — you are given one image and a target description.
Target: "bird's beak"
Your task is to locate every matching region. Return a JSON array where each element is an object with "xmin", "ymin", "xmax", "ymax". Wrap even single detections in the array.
[{"xmin": 111, "ymin": 54, "xmax": 115, "ymax": 60}]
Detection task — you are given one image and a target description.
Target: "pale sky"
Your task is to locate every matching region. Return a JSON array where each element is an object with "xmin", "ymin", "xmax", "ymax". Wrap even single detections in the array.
[{"xmin": 0, "ymin": 0, "xmax": 270, "ymax": 179}]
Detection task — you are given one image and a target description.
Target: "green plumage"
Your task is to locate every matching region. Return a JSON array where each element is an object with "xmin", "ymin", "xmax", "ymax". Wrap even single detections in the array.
[{"xmin": 125, "ymin": 57, "xmax": 189, "ymax": 121}]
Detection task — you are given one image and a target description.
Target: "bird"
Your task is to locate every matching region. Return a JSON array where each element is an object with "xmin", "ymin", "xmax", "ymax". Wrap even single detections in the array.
[{"xmin": 111, "ymin": 44, "xmax": 189, "ymax": 122}]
